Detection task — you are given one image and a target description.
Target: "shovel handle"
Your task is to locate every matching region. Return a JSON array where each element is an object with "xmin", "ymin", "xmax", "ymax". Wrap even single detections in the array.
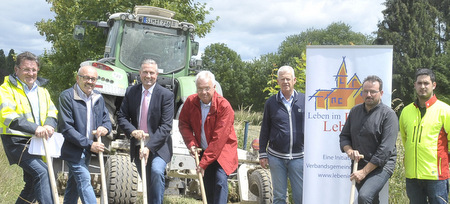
[
  {"xmin": 349, "ymin": 155, "xmax": 364, "ymax": 204},
  {"xmin": 93, "ymin": 130, "xmax": 108, "ymax": 204},
  {"xmin": 42, "ymin": 138, "xmax": 60, "ymax": 204},
  {"xmin": 193, "ymin": 148, "xmax": 207, "ymax": 204}
]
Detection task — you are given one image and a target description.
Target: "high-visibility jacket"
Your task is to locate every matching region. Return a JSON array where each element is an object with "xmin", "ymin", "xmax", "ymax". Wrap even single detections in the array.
[
  {"xmin": 0, "ymin": 75, "xmax": 58, "ymax": 137},
  {"xmin": 399, "ymin": 95, "xmax": 450, "ymax": 180}
]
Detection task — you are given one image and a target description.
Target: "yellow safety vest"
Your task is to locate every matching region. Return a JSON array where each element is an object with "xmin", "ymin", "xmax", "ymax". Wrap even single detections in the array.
[{"xmin": 0, "ymin": 75, "xmax": 58, "ymax": 136}]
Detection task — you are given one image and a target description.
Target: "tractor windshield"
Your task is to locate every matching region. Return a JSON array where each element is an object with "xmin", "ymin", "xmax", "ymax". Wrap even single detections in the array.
[{"xmin": 120, "ymin": 21, "xmax": 187, "ymax": 73}]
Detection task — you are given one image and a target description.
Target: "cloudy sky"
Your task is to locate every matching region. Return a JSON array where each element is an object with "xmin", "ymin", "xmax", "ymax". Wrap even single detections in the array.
[{"xmin": 0, "ymin": 0, "xmax": 386, "ymax": 61}]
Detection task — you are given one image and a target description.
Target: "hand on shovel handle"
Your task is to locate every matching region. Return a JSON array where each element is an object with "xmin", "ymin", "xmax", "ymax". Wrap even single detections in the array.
[
  {"xmin": 349, "ymin": 155, "xmax": 364, "ymax": 204},
  {"xmin": 192, "ymin": 147, "xmax": 207, "ymax": 204},
  {"xmin": 92, "ymin": 130, "xmax": 108, "ymax": 204}
]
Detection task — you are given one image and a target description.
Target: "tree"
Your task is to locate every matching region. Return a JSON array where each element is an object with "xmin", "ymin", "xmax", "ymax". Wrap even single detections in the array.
[
  {"xmin": 278, "ymin": 22, "xmax": 374, "ymax": 66},
  {"xmin": 6, "ymin": 49, "xmax": 15, "ymax": 75},
  {"xmin": 0, "ymin": 49, "xmax": 6, "ymax": 84},
  {"xmin": 246, "ymin": 53, "xmax": 281, "ymax": 111},
  {"xmin": 36, "ymin": 0, "xmax": 217, "ymax": 100},
  {"xmin": 375, "ymin": 0, "xmax": 450, "ymax": 107},
  {"xmin": 201, "ymin": 43, "xmax": 249, "ymax": 109}
]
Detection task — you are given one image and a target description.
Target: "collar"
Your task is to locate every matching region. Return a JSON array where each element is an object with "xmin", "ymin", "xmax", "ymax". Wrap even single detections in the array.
[
  {"xmin": 141, "ymin": 83, "xmax": 156, "ymax": 95},
  {"xmin": 200, "ymin": 100, "xmax": 211, "ymax": 108},
  {"xmin": 277, "ymin": 90, "xmax": 297, "ymax": 102},
  {"xmin": 75, "ymin": 84, "xmax": 92, "ymax": 100},
  {"xmin": 414, "ymin": 94, "xmax": 438, "ymax": 108}
]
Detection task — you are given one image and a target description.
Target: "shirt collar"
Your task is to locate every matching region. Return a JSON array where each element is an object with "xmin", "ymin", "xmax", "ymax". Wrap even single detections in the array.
[
  {"xmin": 75, "ymin": 84, "xmax": 92, "ymax": 100},
  {"xmin": 142, "ymin": 84, "xmax": 156, "ymax": 95},
  {"xmin": 16, "ymin": 77, "xmax": 37, "ymax": 92},
  {"xmin": 280, "ymin": 90, "xmax": 296, "ymax": 102},
  {"xmin": 200, "ymin": 100, "xmax": 211, "ymax": 108}
]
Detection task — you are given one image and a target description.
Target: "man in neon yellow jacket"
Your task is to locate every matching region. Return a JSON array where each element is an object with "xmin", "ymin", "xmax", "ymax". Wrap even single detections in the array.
[
  {"xmin": 399, "ymin": 68, "xmax": 450, "ymax": 204},
  {"xmin": 0, "ymin": 51, "xmax": 58, "ymax": 204}
]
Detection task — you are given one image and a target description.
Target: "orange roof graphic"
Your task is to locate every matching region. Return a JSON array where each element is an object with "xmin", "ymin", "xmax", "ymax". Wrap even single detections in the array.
[{"xmin": 309, "ymin": 57, "xmax": 364, "ymax": 110}]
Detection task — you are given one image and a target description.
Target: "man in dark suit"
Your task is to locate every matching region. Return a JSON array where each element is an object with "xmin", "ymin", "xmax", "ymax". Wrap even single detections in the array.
[{"xmin": 117, "ymin": 59, "xmax": 174, "ymax": 204}]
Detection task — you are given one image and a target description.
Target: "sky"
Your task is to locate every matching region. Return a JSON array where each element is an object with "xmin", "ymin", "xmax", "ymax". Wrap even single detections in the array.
[{"xmin": 0, "ymin": 0, "xmax": 386, "ymax": 61}]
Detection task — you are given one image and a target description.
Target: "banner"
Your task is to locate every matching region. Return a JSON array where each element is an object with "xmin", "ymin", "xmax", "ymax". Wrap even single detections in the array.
[{"xmin": 303, "ymin": 45, "xmax": 393, "ymax": 203}]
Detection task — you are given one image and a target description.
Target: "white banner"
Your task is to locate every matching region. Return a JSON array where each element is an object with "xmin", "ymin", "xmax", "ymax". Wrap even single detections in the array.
[{"xmin": 303, "ymin": 45, "xmax": 393, "ymax": 204}]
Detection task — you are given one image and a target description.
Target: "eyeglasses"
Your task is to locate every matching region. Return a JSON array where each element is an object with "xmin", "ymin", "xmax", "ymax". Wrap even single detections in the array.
[
  {"xmin": 197, "ymin": 87, "xmax": 212, "ymax": 93},
  {"xmin": 362, "ymin": 90, "xmax": 380, "ymax": 95},
  {"xmin": 19, "ymin": 68, "xmax": 38, "ymax": 74},
  {"xmin": 78, "ymin": 75, "xmax": 97, "ymax": 82}
]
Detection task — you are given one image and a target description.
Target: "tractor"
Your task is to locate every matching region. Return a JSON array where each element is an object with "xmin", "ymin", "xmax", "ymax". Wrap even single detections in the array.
[{"xmin": 53, "ymin": 5, "xmax": 272, "ymax": 203}]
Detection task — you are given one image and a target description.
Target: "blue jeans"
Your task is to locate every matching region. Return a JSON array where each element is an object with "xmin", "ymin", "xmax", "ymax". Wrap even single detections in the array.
[
  {"xmin": 203, "ymin": 160, "xmax": 229, "ymax": 204},
  {"xmin": 134, "ymin": 151, "xmax": 167, "ymax": 204},
  {"xmin": 268, "ymin": 154, "xmax": 303, "ymax": 204},
  {"xmin": 406, "ymin": 178, "xmax": 449, "ymax": 204},
  {"xmin": 355, "ymin": 167, "xmax": 391, "ymax": 204},
  {"xmin": 17, "ymin": 158, "xmax": 53, "ymax": 204},
  {"xmin": 64, "ymin": 151, "xmax": 97, "ymax": 204}
]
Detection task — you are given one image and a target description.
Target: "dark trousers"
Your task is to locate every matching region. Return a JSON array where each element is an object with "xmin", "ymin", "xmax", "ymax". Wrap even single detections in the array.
[{"xmin": 200, "ymin": 152, "xmax": 229, "ymax": 204}]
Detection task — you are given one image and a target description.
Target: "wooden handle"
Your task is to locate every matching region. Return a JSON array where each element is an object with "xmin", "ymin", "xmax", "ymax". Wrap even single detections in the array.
[
  {"xmin": 141, "ymin": 139, "xmax": 148, "ymax": 204},
  {"xmin": 42, "ymin": 138, "xmax": 60, "ymax": 204},
  {"xmin": 349, "ymin": 155, "xmax": 364, "ymax": 204},
  {"xmin": 194, "ymin": 149, "xmax": 207, "ymax": 204},
  {"xmin": 93, "ymin": 130, "xmax": 108, "ymax": 204}
]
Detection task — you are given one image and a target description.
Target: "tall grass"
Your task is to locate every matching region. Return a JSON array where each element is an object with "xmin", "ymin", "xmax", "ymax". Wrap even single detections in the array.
[{"xmin": 0, "ymin": 139, "xmax": 24, "ymax": 203}]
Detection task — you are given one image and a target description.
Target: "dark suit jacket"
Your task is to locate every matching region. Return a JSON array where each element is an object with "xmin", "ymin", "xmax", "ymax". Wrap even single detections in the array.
[{"xmin": 117, "ymin": 83, "xmax": 174, "ymax": 163}]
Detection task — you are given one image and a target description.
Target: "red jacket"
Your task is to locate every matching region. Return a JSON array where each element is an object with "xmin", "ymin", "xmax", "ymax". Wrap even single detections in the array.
[{"xmin": 179, "ymin": 92, "xmax": 238, "ymax": 175}]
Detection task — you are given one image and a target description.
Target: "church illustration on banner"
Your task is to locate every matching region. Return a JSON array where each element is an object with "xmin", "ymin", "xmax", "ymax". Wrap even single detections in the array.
[{"xmin": 309, "ymin": 57, "xmax": 364, "ymax": 110}]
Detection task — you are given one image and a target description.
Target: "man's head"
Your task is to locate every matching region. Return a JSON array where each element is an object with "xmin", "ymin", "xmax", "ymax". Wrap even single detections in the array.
[
  {"xmin": 361, "ymin": 75, "xmax": 383, "ymax": 110},
  {"xmin": 277, "ymin": 66, "xmax": 296, "ymax": 97},
  {"xmin": 76, "ymin": 66, "xmax": 98, "ymax": 96},
  {"xmin": 14, "ymin": 51, "xmax": 40, "ymax": 89},
  {"xmin": 140, "ymin": 59, "xmax": 158, "ymax": 90},
  {"xmin": 414, "ymin": 68, "xmax": 436, "ymax": 101},
  {"xmin": 195, "ymin": 71, "xmax": 216, "ymax": 104}
]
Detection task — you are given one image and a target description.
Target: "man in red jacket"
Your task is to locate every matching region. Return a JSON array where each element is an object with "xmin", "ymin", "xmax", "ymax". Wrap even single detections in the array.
[{"xmin": 179, "ymin": 70, "xmax": 238, "ymax": 203}]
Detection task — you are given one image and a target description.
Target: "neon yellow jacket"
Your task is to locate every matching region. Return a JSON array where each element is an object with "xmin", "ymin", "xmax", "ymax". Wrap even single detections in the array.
[
  {"xmin": 399, "ymin": 95, "xmax": 450, "ymax": 180},
  {"xmin": 0, "ymin": 75, "xmax": 58, "ymax": 137}
]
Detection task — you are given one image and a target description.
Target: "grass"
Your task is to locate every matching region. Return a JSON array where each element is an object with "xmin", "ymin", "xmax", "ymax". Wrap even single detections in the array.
[
  {"xmin": 0, "ymin": 109, "xmax": 410, "ymax": 203},
  {"xmin": 0, "ymin": 139, "xmax": 24, "ymax": 203}
]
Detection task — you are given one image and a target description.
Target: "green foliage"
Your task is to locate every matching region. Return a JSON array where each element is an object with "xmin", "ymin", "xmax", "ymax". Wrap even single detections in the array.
[
  {"xmin": 6, "ymin": 49, "xmax": 16, "ymax": 74},
  {"xmin": 0, "ymin": 49, "xmax": 16, "ymax": 84},
  {"xmin": 36, "ymin": 0, "xmax": 217, "ymax": 101},
  {"xmin": 389, "ymin": 134, "xmax": 408, "ymax": 203},
  {"xmin": 278, "ymin": 22, "xmax": 374, "ymax": 66},
  {"xmin": 245, "ymin": 53, "xmax": 281, "ymax": 111},
  {"xmin": 201, "ymin": 43, "xmax": 250, "ymax": 109},
  {"xmin": 375, "ymin": 0, "xmax": 450, "ymax": 106}
]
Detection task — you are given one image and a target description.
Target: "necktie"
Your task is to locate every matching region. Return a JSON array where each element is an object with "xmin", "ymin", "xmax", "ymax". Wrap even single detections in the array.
[{"xmin": 139, "ymin": 89, "xmax": 149, "ymax": 133}]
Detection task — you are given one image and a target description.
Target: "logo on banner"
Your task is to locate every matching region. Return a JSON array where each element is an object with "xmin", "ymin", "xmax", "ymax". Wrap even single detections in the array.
[{"xmin": 309, "ymin": 57, "xmax": 364, "ymax": 110}]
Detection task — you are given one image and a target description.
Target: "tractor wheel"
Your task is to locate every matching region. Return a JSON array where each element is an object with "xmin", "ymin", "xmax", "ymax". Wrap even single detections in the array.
[
  {"xmin": 105, "ymin": 154, "xmax": 138, "ymax": 203},
  {"xmin": 249, "ymin": 168, "xmax": 273, "ymax": 204}
]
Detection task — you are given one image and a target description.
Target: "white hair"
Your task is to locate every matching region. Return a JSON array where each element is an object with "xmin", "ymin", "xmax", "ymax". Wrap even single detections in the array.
[
  {"xmin": 277, "ymin": 66, "xmax": 295, "ymax": 79},
  {"xmin": 195, "ymin": 70, "xmax": 216, "ymax": 85}
]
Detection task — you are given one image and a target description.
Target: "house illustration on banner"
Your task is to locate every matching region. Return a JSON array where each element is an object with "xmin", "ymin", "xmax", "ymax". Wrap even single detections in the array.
[{"xmin": 309, "ymin": 57, "xmax": 364, "ymax": 110}]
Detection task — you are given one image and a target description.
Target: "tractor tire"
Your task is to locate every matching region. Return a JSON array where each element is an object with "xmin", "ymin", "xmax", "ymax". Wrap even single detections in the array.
[
  {"xmin": 105, "ymin": 154, "xmax": 138, "ymax": 204},
  {"xmin": 249, "ymin": 168, "xmax": 273, "ymax": 204}
]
